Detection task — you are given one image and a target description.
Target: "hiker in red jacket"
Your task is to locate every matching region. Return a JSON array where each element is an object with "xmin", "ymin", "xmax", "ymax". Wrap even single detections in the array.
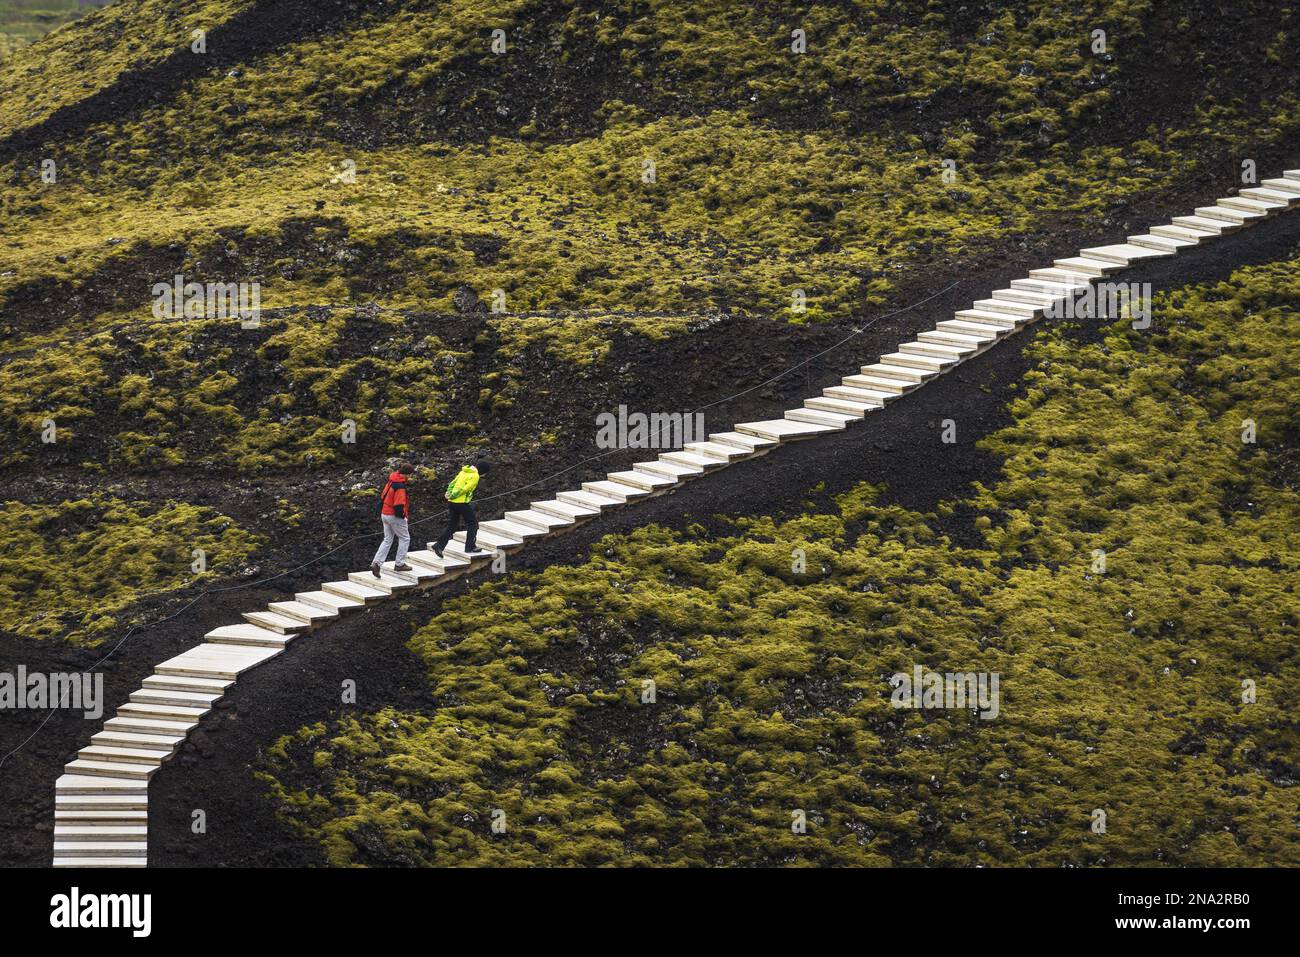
[{"xmin": 371, "ymin": 462, "xmax": 415, "ymax": 577}]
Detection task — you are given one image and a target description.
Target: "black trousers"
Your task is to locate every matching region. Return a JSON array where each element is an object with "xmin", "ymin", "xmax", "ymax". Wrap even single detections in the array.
[{"xmin": 435, "ymin": 502, "xmax": 478, "ymax": 551}]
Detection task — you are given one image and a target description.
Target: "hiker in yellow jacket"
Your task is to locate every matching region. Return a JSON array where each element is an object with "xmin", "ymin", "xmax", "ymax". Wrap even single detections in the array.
[{"xmin": 432, "ymin": 459, "xmax": 491, "ymax": 558}]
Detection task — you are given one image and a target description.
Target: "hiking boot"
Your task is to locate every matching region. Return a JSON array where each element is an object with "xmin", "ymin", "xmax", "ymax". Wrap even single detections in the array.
[
  {"xmin": 432, "ymin": 545, "xmax": 444, "ymax": 559},
  {"xmin": 370, "ymin": 562, "xmax": 381, "ymax": 578},
  {"xmin": 393, "ymin": 562, "xmax": 412, "ymax": 572}
]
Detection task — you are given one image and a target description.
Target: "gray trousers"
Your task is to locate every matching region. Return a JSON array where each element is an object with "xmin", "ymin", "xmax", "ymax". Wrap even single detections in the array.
[{"xmin": 372, "ymin": 514, "xmax": 410, "ymax": 566}]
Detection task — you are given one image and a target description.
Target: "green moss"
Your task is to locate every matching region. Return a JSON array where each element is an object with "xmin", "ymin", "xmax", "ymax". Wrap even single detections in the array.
[
  {"xmin": 6, "ymin": 1, "xmax": 1298, "ymax": 324},
  {"xmin": 0, "ymin": 495, "xmax": 263, "ymax": 644},
  {"xmin": 0, "ymin": 0, "xmax": 256, "ymax": 129},
  {"xmin": 5, "ymin": 1, "xmax": 1299, "ymax": 478},
  {"xmin": 0, "ymin": 308, "xmax": 472, "ymax": 469}
]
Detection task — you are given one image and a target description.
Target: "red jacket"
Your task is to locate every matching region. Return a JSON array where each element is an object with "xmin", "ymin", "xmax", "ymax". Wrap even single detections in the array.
[{"xmin": 380, "ymin": 471, "xmax": 410, "ymax": 518}]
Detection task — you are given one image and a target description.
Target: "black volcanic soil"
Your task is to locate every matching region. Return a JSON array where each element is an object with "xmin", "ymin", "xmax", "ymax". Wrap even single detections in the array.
[{"xmin": 3, "ymin": 192, "xmax": 1298, "ymax": 867}]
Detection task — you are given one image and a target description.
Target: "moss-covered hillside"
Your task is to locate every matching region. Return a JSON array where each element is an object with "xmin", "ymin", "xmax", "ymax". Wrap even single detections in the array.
[
  {"xmin": 5, "ymin": 0, "xmax": 1299, "ymax": 318},
  {"xmin": 1, "ymin": 0, "xmax": 1298, "ymax": 868},
  {"xmin": 3, "ymin": 0, "xmax": 1300, "ymax": 474},
  {"xmin": 0, "ymin": 1, "xmax": 93, "ymax": 59},
  {"xmin": 0, "ymin": 495, "xmax": 262, "ymax": 644},
  {"xmin": 260, "ymin": 257, "xmax": 1299, "ymax": 866}
]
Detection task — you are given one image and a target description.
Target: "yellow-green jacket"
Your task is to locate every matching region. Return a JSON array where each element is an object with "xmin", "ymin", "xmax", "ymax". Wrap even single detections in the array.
[{"xmin": 445, "ymin": 465, "xmax": 480, "ymax": 503}]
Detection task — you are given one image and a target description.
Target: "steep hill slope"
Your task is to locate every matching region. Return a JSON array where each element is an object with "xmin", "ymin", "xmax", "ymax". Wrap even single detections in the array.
[
  {"xmin": 2, "ymin": 0, "xmax": 1299, "ymax": 867},
  {"xmin": 3, "ymin": 1, "xmax": 1300, "ymax": 475},
  {"xmin": 256, "ymin": 254, "xmax": 1300, "ymax": 867},
  {"xmin": 0, "ymin": 1, "xmax": 93, "ymax": 59}
]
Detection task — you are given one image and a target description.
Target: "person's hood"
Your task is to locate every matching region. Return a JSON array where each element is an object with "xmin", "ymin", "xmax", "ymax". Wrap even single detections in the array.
[{"xmin": 389, "ymin": 470, "xmax": 407, "ymax": 482}]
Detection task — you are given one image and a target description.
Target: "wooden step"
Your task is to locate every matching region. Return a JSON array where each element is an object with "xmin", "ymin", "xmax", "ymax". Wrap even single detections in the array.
[
  {"xmin": 1010, "ymin": 277, "xmax": 1091, "ymax": 294},
  {"xmin": 735, "ymin": 418, "xmax": 837, "ymax": 442},
  {"xmin": 78, "ymin": 745, "xmax": 168, "ymax": 767},
  {"xmin": 1171, "ymin": 214, "xmax": 1237, "ymax": 234},
  {"xmin": 91, "ymin": 729, "xmax": 182, "ymax": 752},
  {"xmin": 804, "ymin": 395, "xmax": 877, "ymax": 416},
  {"xmin": 117, "ymin": 700, "xmax": 209, "ymax": 721},
  {"xmin": 404, "ymin": 549, "xmax": 471, "ymax": 572},
  {"xmin": 607, "ymin": 469, "xmax": 678, "ymax": 492},
  {"xmin": 1126, "ymin": 233, "xmax": 1195, "ymax": 252},
  {"xmin": 475, "ymin": 520, "xmax": 527, "ymax": 543},
  {"xmin": 842, "ymin": 373, "xmax": 910, "ymax": 394},
  {"xmin": 1260, "ymin": 177, "xmax": 1300, "ymax": 194},
  {"xmin": 1076, "ymin": 243, "xmax": 1172, "ymax": 265},
  {"xmin": 1218, "ymin": 195, "xmax": 1286, "ymax": 214},
  {"xmin": 347, "ymin": 569, "xmax": 415, "ymax": 594},
  {"xmin": 680, "ymin": 441, "xmax": 744, "ymax": 462},
  {"xmin": 56, "ymin": 774, "xmax": 149, "ymax": 797},
  {"xmin": 241, "ymin": 609, "xmax": 311, "ymax": 634},
  {"xmin": 154, "ymin": 643, "xmax": 279, "ymax": 679},
  {"xmin": 824, "ymin": 384, "xmax": 897, "ymax": 405},
  {"xmin": 860, "ymin": 362, "xmax": 933, "ymax": 383},
  {"xmin": 53, "ymin": 841, "xmax": 147, "ymax": 858},
  {"xmin": 104, "ymin": 715, "xmax": 196, "ymax": 737},
  {"xmin": 129, "ymin": 687, "xmax": 221, "ymax": 709},
  {"xmin": 879, "ymin": 351, "xmax": 955, "ymax": 373},
  {"xmin": 953, "ymin": 309, "xmax": 1023, "ymax": 328},
  {"xmin": 1150, "ymin": 223, "xmax": 1218, "ymax": 243},
  {"xmin": 937, "ymin": 320, "xmax": 1008, "ymax": 339},
  {"xmin": 634, "ymin": 458, "xmax": 704, "ymax": 480},
  {"xmin": 582, "ymin": 480, "xmax": 646, "ymax": 502},
  {"xmin": 709, "ymin": 431, "xmax": 777, "ymax": 451},
  {"xmin": 381, "ymin": 560, "xmax": 443, "ymax": 583},
  {"xmin": 481, "ymin": 518, "xmax": 545, "ymax": 540},
  {"xmin": 785, "ymin": 407, "xmax": 852, "ymax": 428},
  {"xmin": 56, "ymin": 787, "xmax": 147, "ymax": 807},
  {"xmin": 972, "ymin": 297, "xmax": 1042, "ymax": 317},
  {"xmin": 441, "ymin": 540, "xmax": 496, "ymax": 562},
  {"xmin": 991, "ymin": 287, "xmax": 1063, "ymax": 307},
  {"xmin": 295, "ymin": 589, "xmax": 366, "ymax": 613},
  {"xmin": 204, "ymin": 623, "xmax": 290, "ymax": 648},
  {"xmin": 54, "ymin": 825, "xmax": 148, "ymax": 842},
  {"xmin": 918, "ymin": 329, "xmax": 989, "ymax": 350},
  {"xmin": 455, "ymin": 528, "xmax": 533, "ymax": 550},
  {"xmin": 557, "ymin": 488, "xmax": 623, "ymax": 512},
  {"xmin": 1028, "ymin": 267, "xmax": 1098, "ymax": 284},
  {"xmin": 899, "ymin": 340, "xmax": 974, "ymax": 360},
  {"xmin": 267, "ymin": 599, "xmax": 340, "ymax": 625},
  {"xmin": 53, "ymin": 856, "xmax": 147, "ymax": 868},
  {"xmin": 142, "ymin": 674, "xmax": 230, "ymax": 694},
  {"xmin": 65, "ymin": 759, "xmax": 154, "ymax": 781},
  {"xmin": 1240, "ymin": 187, "xmax": 1300, "ymax": 206},
  {"xmin": 1195, "ymin": 204, "xmax": 1264, "ymax": 225},
  {"xmin": 55, "ymin": 808, "xmax": 149, "ymax": 823},
  {"xmin": 321, "ymin": 580, "xmax": 390, "ymax": 604},
  {"xmin": 530, "ymin": 499, "xmax": 600, "ymax": 521},
  {"xmin": 505, "ymin": 508, "xmax": 575, "ymax": 530},
  {"xmin": 1053, "ymin": 256, "xmax": 1118, "ymax": 276},
  {"xmin": 658, "ymin": 449, "xmax": 725, "ymax": 471}
]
